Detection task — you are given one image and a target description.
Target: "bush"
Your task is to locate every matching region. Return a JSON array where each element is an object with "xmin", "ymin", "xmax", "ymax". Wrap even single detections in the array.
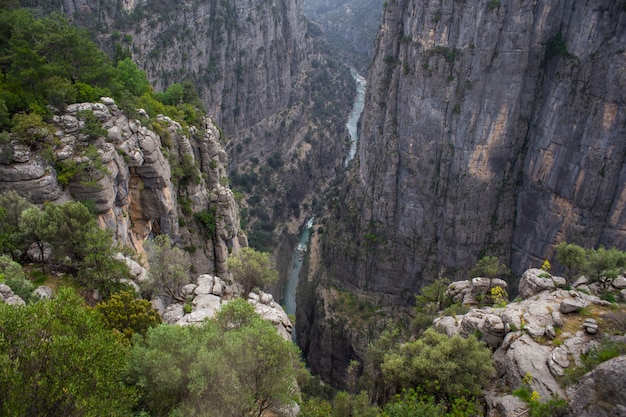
[
  {"xmin": 381, "ymin": 328, "xmax": 495, "ymax": 404},
  {"xmin": 95, "ymin": 290, "xmax": 162, "ymax": 339}
]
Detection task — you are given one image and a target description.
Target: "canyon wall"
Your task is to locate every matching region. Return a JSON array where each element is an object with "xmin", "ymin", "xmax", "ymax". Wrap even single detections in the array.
[
  {"xmin": 302, "ymin": 0, "xmax": 384, "ymax": 73},
  {"xmin": 300, "ymin": 0, "xmax": 626, "ymax": 387}
]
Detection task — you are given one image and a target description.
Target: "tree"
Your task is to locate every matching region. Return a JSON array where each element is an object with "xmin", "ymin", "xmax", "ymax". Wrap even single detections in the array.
[
  {"xmin": 143, "ymin": 234, "xmax": 192, "ymax": 302},
  {"xmin": 412, "ymin": 278, "xmax": 451, "ymax": 334},
  {"xmin": 554, "ymin": 242, "xmax": 587, "ymax": 282},
  {"xmin": 0, "ymin": 190, "xmax": 33, "ymax": 257},
  {"xmin": 381, "ymin": 328, "xmax": 495, "ymax": 406},
  {"xmin": 469, "ymin": 255, "xmax": 509, "ymax": 279},
  {"xmin": 0, "ymin": 254, "xmax": 33, "ymax": 303},
  {"xmin": 17, "ymin": 206, "xmax": 47, "ymax": 268},
  {"xmin": 95, "ymin": 290, "xmax": 161, "ymax": 339},
  {"xmin": 116, "ymin": 58, "xmax": 150, "ymax": 96},
  {"xmin": 585, "ymin": 245, "xmax": 626, "ymax": 288},
  {"xmin": 362, "ymin": 327, "xmax": 407, "ymax": 405},
  {"xmin": 0, "ymin": 287, "xmax": 137, "ymax": 416},
  {"xmin": 227, "ymin": 247, "xmax": 278, "ymax": 296},
  {"xmin": 127, "ymin": 299, "xmax": 302, "ymax": 417}
]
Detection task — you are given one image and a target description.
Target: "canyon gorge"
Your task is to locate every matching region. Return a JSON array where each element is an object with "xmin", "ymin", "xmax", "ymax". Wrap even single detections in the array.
[
  {"xmin": 2, "ymin": 0, "xmax": 626, "ymax": 411},
  {"xmin": 299, "ymin": 0, "xmax": 626, "ymax": 387}
]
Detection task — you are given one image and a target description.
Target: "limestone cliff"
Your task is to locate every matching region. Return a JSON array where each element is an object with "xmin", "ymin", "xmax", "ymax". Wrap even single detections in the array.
[
  {"xmin": 300, "ymin": 0, "xmax": 626, "ymax": 387},
  {"xmin": 0, "ymin": 98, "xmax": 244, "ymax": 275},
  {"xmin": 302, "ymin": 0, "xmax": 384, "ymax": 73},
  {"xmin": 49, "ymin": 0, "xmax": 355, "ymax": 247}
]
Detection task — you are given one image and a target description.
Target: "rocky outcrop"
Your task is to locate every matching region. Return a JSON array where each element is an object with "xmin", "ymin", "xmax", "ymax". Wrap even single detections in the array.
[
  {"xmin": 433, "ymin": 270, "xmax": 626, "ymax": 410},
  {"xmin": 566, "ymin": 355, "xmax": 626, "ymax": 417},
  {"xmin": 59, "ymin": 0, "xmax": 355, "ymax": 241},
  {"xmin": 0, "ymin": 97, "xmax": 243, "ymax": 275},
  {"xmin": 302, "ymin": 0, "xmax": 626, "ymax": 385},
  {"xmin": 0, "ymin": 284, "xmax": 25, "ymax": 306},
  {"xmin": 161, "ymin": 273, "xmax": 293, "ymax": 341}
]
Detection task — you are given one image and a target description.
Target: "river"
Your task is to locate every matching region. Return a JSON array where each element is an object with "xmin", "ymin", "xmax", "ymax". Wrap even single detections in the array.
[
  {"xmin": 345, "ymin": 71, "xmax": 367, "ymax": 166},
  {"xmin": 283, "ymin": 71, "xmax": 366, "ymax": 341}
]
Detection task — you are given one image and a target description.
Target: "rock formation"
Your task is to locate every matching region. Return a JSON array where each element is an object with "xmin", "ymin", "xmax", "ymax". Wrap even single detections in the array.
[
  {"xmin": 53, "ymin": 0, "xmax": 355, "ymax": 243},
  {"xmin": 0, "ymin": 97, "xmax": 243, "ymax": 275},
  {"xmin": 300, "ymin": 0, "xmax": 626, "ymax": 385},
  {"xmin": 436, "ymin": 269, "xmax": 626, "ymax": 416},
  {"xmin": 160, "ymin": 273, "xmax": 293, "ymax": 341}
]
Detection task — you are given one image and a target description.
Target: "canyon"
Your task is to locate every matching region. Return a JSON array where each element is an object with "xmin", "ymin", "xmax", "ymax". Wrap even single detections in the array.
[
  {"xmin": 4, "ymin": 0, "xmax": 626, "ymax": 408},
  {"xmin": 299, "ymin": 0, "xmax": 626, "ymax": 387}
]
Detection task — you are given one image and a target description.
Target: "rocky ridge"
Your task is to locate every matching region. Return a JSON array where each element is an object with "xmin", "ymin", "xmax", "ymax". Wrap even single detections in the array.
[
  {"xmin": 158, "ymin": 273, "xmax": 293, "ymax": 341},
  {"xmin": 434, "ymin": 268, "xmax": 626, "ymax": 416},
  {"xmin": 0, "ymin": 97, "xmax": 243, "ymax": 274}
]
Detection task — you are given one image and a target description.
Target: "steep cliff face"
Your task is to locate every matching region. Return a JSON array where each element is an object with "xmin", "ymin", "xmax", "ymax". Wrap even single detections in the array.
[
  {"xmin": 55, "ymin": 0, "xmax": 354, "ymax": 239},
  {"xmin": 300, "ymin": 0, "xmax": 626, "ymax": 387},
  {"xmin": 302, "ymin": 0, "xmax": 384, "ymax": 73},
  {"xmin": 0, "ymin": 98, "xmax": 244, "ymax": 275}
]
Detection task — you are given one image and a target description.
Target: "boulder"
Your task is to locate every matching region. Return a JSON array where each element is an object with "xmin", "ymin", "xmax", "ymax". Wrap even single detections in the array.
[
  {"xmin": 518, "ymin": 269, "xmax": 558, "ymax": 298},
  {"xmin": 560, "ymin": 298, "xmax": 587, "ymax": 314},
  {"xmin": 0, "ymin": 283, "xmax": 25, "ymax": 306},
  {"xmin": 485, "ymin": 392, "xmax": 527, "ymax": 417},
  {"xmin": 547, "ymin": 346, "xmax": 570, "ymax": 377},
  {"xmin": 566, "ymin": 355, "xmax": 626, "ymax": 417},
  {"xmin": 459, "ymin": 309, "xmax": 505, "ymax": 348},
  {"xmin": 433, "ymin": 315, "xmax": 462, "ymax": 337},
  {"xmin": 151, "ymin": 297, "xmax": 165, "ymax": 316},
  {"xmin": 163, "ymin": 303, "xmax": 185, "ymax": 324},
  {"xmin": 493, "ymin": 334, "xmax": 565, "ymax": 400},
  {"xmin": 612, "ymin": 275, "xmax": 626, "ymax": 289},
  {"xmin": 32, "ymin": 286, "xmax": 54, "ymax": 300},
  {"xmin": 582, "ymin": 318, "xmax": 598, "ymax": 334}
]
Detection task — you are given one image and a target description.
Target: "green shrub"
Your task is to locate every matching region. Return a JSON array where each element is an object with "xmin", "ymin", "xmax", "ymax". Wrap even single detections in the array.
[{"xmin": 545, "ymin": 32, "xmax": 571, "ymax": 60}]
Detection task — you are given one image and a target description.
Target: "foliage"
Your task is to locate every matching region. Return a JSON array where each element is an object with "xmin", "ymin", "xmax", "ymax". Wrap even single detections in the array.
[
  {"xmin": 412, "ymin": 278, "xmax": 451, "ymax": 334},
  {"xmin": 77, "ymin": 109, "xmax": 107, "ymax": 139},
  {"xmin": 381, "ymin": 389, "xmax": 478, "ymax": 417},
  {"xmin": 490, "ymin": 285, "xmax": 508, "ymax": 307},
  {"xmin": 561, "ymin": 339, "xmax": 626, "ymax": 386},
  {"xmin": 361, "ymin": 327, "xmax": 409, "ymax": 405},
  {"xmin": 513, "ymin": 373, "xmax": 568, "ymax": 417},
  {"xmin": 545, "ymin": 32, "xmax": 571, "ymax": 60},
  {"xmin": 0, "ymin": 254, "xmax": 34, "ymax": 303},
  {"xmin": 540, "ymin": 259, "xmax": 551, "ymax": 271},
  {"xmin": 0, "ymin": 9, "xmax": 115, "ymax": 117},
  {"xmin": 380, "ymin": 328, "xmax": 495, "ymax": 405},
  {"xmin": 143, "ymin": 234, "xmax": 191, "ymax": 302},
  {"xmin": 15, "ymin": 201, "xmax": 131, "ymax": 295},
  {"xmin": 300, "ymin": 391, "xmax": 379, "ymax": 417},
  {"xmin": 95, "ymin": 290, "xmax": 162, "ymax": 339},
  {"xmin": 0, "ymin": 287, "xmax": 137, "ymax": 416},
  {"xmin": 555, "ymin": 242, "xmax": 587, "ymax": 281},
  {"xmin": 227, "ymin": 247, "xmax": 278, "ymax": 296},
  {"xmin": 486, "ymin": 0, "xmax": 500, "ymax": 12},
  {"xmin": 469, "ymin": 255, "xmax": 509, "ymax": 279},
  {"xmin": 127, "ymin": 299, "xmax": 302, "ymax": 417},
  {"xmin": 0, "ymin": 190, "xmax": 34, "ymax": 257},
  {"xmin": 116, "ymin": 58, "xmax": 151, "ymax": 96},
  {"xmin": 554, "ymin": 242, "xmax": 626, "ymax": 285},
  {"xmin": 10, "ymin": 112, "xmax": 53, "ymax": 148}
]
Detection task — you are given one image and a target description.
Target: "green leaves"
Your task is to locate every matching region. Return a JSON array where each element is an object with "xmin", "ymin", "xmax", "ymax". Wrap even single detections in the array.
[
  {"xmin": 0, "ymin": 287, "xmax": 137, "ymax": 416},
  {"xmin": 380, "ymin": 328, "xmax": 495, "ymax": 404},
  {"xmin": 95, "ymin": 290, "xmax": 162, "ymax": 339},
  {"xmin": 127, "ymin": 299, "xmax": 302, "ymax": 417},
  {"xmin": 227, "ymin": 247, "xmax": 278, "ymax": 296}
]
